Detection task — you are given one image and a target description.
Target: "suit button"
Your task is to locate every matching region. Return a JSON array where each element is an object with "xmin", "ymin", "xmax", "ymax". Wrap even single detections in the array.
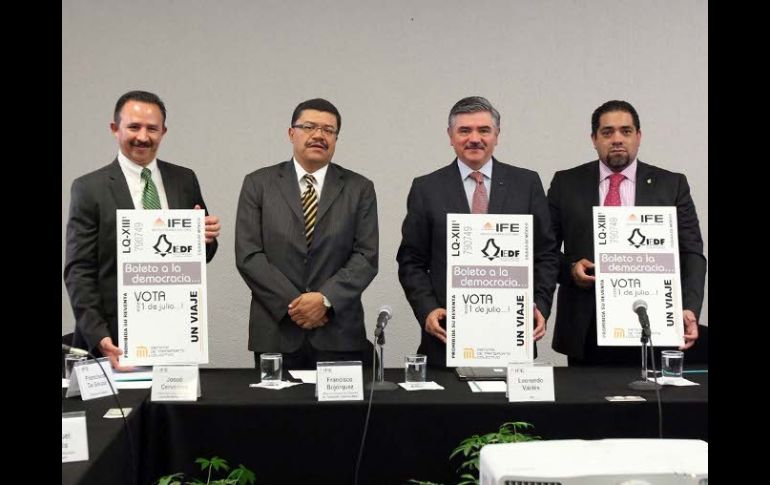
[{"xmin": 303, "ymin": 258, "xmax": 307, "ymax": 264}]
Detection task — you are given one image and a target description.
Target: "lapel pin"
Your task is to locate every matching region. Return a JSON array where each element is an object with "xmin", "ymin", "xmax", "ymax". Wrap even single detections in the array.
[{"xmin": 646, "ymin": 178, "xmax": 652, "ymax": 184}]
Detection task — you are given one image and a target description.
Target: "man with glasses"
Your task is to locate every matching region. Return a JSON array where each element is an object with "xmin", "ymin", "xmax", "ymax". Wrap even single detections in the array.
[
  {"xmin": 236, "ymin": 98, "xmax": 379, "ymax": 369},
  {"xmin": 397, "ymin": 96, "xmax": 559, "ymax": 367}
]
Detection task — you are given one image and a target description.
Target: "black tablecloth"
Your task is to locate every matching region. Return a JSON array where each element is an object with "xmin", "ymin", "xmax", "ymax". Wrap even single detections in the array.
[
  {"xmin": 136, "ymin": 367, "xmax": 707, "ymax": 485},
  {"xmin": 62, "ymin": 388, "xmax": 148, "ymax": 485}
]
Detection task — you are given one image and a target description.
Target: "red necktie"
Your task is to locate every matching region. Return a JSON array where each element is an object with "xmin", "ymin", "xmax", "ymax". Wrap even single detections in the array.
[
  {"xmin": 470, "ymin": 171, "xmax": 488, "ymax": 214},
  {"xmin": 603, "ymin": 173, "xmax": 625, "ymax": 206}
]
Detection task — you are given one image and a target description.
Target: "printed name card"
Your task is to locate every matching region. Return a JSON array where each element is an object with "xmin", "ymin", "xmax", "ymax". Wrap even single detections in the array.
[
  {"xmin": 62, "ymin": 411, "xmax": 89, "ymax": 463},
  {"xmin": 506, "ymin": 363, "xmax": 555, "ymax": 402},
  {"xmin": 66, "ymin": 358, "xmax": 117, "ymax": 400},
  {"xmin": 316, "ymin": 361, "xmax": 363, "ymax": 401},
  {"xmin": 151, "ymin": 364, "xmax": 201, "ymax": 401}
]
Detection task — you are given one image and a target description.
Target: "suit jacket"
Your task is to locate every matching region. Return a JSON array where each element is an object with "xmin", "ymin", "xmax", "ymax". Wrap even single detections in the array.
[
  {"xmin": 397, "ymin": 159, "xmax": 559, "ymax": 367},
  {"xmin": 548, "ymin": 160, "xmax": 707, "ymax": 358},
  {"xmin": 235, "ymin": 161, "xmax": 378, "ymax": 352},
  {"xmin": 64, "ymin": 159, "xmax": 218, "ymax": 354}
]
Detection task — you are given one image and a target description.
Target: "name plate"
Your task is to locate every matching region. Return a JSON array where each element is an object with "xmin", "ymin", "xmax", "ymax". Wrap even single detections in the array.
[
  {"xmin": 316, "ymin": 361, "xmax": 363, "ymax": 401},
  {"xmin": 62, "ymin": 411, "xmax": 89, "ymax": 463},
  {"xmin": 506, "ymin": 363, "xmax": 555, "ymax": 402},
  {"xmin": 66, "ymin": 358, "xmax": 117, "ymax": 401},
  {"xmin": 151, "ymin": 364, "xmax": 201, "ymax": 401}
]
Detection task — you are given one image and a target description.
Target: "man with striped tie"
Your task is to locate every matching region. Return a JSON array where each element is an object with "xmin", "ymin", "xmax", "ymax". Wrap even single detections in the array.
[
  {"xmin": 236, "ymin": 99, "xmax": 379, "ymax": 369},
  {"xmin": 64, "ymin": 90, "xmax": 221, "ymax": 369},
  {"xmin": 547, "ymin": 100, "xmax": 707, "ymax": 365}
]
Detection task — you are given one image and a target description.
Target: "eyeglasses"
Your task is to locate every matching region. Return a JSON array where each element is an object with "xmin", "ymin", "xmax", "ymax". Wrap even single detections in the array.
[{"xmin": 291, "ymin": 123, "xmax": 338, "ymax": 136}]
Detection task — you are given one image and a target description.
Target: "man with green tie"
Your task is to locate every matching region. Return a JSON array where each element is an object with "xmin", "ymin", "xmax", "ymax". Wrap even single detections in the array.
[{"xmin": 64, "ymin": 90, "xmax": 221, "ymax": 369}]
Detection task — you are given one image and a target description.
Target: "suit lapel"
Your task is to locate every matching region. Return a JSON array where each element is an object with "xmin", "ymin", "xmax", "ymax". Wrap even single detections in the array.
[
  {"xmin": 276, "ymin": 161, "xmax": 304, "ymax": 221},
  {"xmin": 316, "ymin": 163, "xmax": 344, "ymax": 223},
  {"xmin": 634, "ymin": 161, "xmax": 654, "ymax": 206},
  {"xmin": 157, "ymin": 160, "xmax": 182, "ymax": 209},
  {"xmin": 582, "ymin": 160, "xmax": 601, "ymax": 208},
  {"xmin": 107, "ymin": 159, "xmax": 135, "ymax": 209},
  {"xmin": 487, "ymin": 158, "xmax": 509, "ymax": 214},
  {"xmin": 444, "ymin": 160, "xmax": 470, "ymax": 213}
]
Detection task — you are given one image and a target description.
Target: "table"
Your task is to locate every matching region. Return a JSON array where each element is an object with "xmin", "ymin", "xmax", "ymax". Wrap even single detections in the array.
[{"xmin": 139, "ymin": 367, "xmax": 707, "ymax": 485}]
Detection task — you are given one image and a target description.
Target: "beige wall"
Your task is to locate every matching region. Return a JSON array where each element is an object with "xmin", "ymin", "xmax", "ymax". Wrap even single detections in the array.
[{"xmin": 62, "ymin": 0, "xmax": 708, "ymax": 367}]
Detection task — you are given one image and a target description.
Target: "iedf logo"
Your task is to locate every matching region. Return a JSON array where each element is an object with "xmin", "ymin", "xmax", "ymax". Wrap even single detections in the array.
[
  {"xmin": 481, "ymin": 238, "xmax": 520, "ymax": 261},
  {"xmin": 153, "ymin": 234, "xmax": 193, "ymax": 257},
  {"xmin": 627, "ymin": 228, "xmax": 665, "ymax": 248}
]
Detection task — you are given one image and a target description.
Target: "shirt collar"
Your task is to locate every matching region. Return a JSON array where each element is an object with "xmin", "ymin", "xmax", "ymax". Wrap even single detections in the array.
[
  {"xmin": 118, "ymin": 150, "xmax": 158, "ymax": 177},
  {"xmin": 457, "ymin": 158, "xmax": 493, "ymax": 181},
  {"xmin": 599, "ymin": 158, "xmax": 637, "ymax": 183},
  {"xmin": 293, "ymin": 158, "xmax": 328, "ymax": 185}
]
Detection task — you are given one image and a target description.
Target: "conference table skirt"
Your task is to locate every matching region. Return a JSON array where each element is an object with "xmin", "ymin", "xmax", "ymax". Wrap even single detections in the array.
[{"xmin": 63, "ymin": 366, "xmax": 707, "ymax": 485}]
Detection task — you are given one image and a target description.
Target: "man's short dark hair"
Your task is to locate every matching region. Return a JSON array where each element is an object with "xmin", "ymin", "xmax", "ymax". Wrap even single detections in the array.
[
  {"xmin": 591, "ymin": 100, "xmax": 640, "ymax": 136},
  {"xmin": 291, "ymin": 98, "xmax": 341, "ymax": 134},
  {"xmin": 114, "ymin": 90, "xmax": 167, "ymax": 126}
]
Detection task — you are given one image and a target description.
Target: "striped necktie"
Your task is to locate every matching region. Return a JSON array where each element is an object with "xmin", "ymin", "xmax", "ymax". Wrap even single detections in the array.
[
  {"xmin": 301, "ymin": 174, "xmax": 318, "ymax": 246},
  {"xmin": 141, "ymin": 168, "xmax": 161, "ymax": 209}
]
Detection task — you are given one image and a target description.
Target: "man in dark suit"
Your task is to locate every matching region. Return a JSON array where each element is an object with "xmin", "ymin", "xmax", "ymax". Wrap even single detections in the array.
[
  {"xmin": 548, "ymin": 100, "xmax": 706, "ymax": 365},
  {"xmin": 64, "ymin": 90, "xmax": 220, "ymax": 369},
  {"xmin": 235, "ymin": 98, "xmax": 378, "ymax": 369},
  {"xmin": 397, "ymin": 96, "xmax": 559, "ymax": 367}
]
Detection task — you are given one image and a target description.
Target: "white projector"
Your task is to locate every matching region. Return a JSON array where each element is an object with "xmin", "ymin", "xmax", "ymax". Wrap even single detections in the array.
[{"xmin": 479, "ymin": 439, "xmax": 707, "ymax": 485}]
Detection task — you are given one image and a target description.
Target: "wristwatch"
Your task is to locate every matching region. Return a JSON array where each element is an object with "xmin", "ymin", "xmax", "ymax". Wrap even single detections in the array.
[{"xmin": 322, "ymin": 295, "xmax": 332, "ymax": 309}]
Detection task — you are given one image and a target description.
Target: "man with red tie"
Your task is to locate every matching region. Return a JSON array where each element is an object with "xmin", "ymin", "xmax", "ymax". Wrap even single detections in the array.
[{"xmin": 548, "ymin": 100, "xmax": 707, "ymax": 365}]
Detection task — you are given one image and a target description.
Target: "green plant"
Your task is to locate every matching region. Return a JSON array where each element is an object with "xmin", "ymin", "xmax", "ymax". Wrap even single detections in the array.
[
  {"xmin": 156, "ymin": 456, "xmax": 256, "ymax": 485},
  {"xmin": 450, "ymin": 421, "xmax": 540, "ymax": 485}
]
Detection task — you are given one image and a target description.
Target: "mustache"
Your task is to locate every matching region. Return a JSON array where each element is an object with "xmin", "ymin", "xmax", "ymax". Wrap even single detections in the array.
[
  {"xmin": 306, "ymin": 141, "xmax": 328, "ymax": 149},
  {"xmin": 465, "ymin": 142, "xmax": 486, "ymax": 149},
  {"xmin": 131, "ymin": 141, "xmax": 152, "ymax": 148}
]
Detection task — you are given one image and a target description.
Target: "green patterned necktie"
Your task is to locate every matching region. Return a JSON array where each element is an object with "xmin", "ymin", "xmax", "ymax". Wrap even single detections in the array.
[{"xmin": 141, "ymin": 168, "xmax": 161, "ymax": 209}]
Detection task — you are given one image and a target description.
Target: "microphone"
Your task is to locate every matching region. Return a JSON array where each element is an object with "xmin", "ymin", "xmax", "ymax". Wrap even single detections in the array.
[
  {"xmin": 632, "ymin": 300, "xmax": 651, "ymax": 338},
  {"xmin": 375, "ymin": 305, "xmax": 392, "ymax": 336},
  {"xmin": 62, "ymin": 343, "xmax": 91, "ymax": 357},
  {"xmin": 628, "ymin": 299, "xmax": 663, "ymax": 435}
]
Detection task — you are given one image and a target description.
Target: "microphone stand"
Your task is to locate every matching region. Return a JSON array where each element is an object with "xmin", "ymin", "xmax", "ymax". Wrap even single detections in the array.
[
  {"xmin": 628, "ymin": 320, "xmax": 661, "ymax": 391},
  {"xmin": 365, "ymin": 326, "xmax": 398, "ymax": 392}
]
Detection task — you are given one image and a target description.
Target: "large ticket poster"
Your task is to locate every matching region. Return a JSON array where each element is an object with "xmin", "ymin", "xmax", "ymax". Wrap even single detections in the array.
[
  {"xmin": 116, "ymin": 210, "xmax": 208, "ymax": 365},
  {"xmin": 593, "ymin": 207, "xmax": 684, "ymax": 347},
  {"xmin": 446, "ymin": 214, "xmax": 534, "ymax": 366}
]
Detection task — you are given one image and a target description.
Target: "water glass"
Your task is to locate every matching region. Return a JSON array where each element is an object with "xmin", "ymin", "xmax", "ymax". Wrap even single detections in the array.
[
  {"xmin": 405, "ymin": 354, "xmax": 427, "ymax": 383},
  {"xmin": 65, "ymin": 354, "xmax": 87, "ymax": 380},
  {"xmin": 260, "ymin": 353, "xmax": 283, "ymax": 386},
  {"xmin": 661, "ymin": 350, "xmax": 684, "ymax": 378}
]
